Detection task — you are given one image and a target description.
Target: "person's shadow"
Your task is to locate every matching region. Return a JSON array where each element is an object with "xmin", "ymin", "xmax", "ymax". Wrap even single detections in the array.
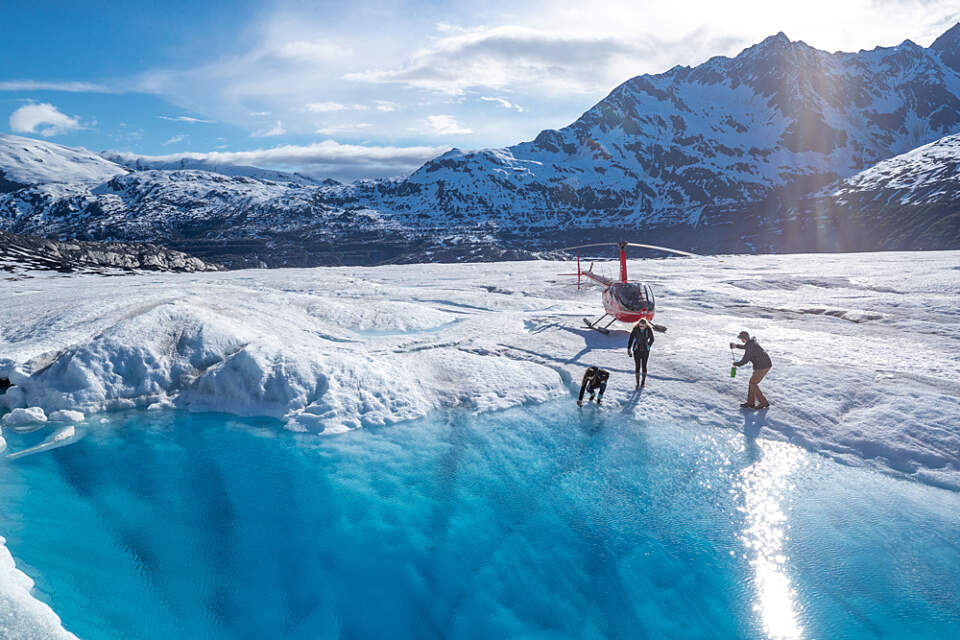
[
  {"xmin": 741, "ymin": 407, "xmax": 769, "ymax": 464},
  {"xmin": 619, "ymin": 388, "xmax": 643, "ymax": 415}
]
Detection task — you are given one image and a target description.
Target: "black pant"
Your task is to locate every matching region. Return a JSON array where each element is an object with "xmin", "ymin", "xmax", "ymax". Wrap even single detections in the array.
[
  {"xmin": 633, "ymin": 349, "xmax": 649, "ymax": 378},
  {"xmin": 578, "ymin": 367, "xmax": 609, "ymax": 404}
]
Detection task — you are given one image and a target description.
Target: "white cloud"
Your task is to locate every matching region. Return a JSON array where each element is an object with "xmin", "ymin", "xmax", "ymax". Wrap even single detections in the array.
[
  {"xmin": 345, "ymin": 25, "xmax": 645, "ymax": 95},
  {"xmin": 315, "ymin": 123, "xmax": 371, "ymax": 135},
  {"xmin": 104, "ymin": 140, "xmax": 449, "ymax": 181},
  {"xmin": 480, "ymin": 96, "xmax": 524, "ymax": 112},
  {"xmin": 8, "ymin": 102, "xmax": 85, "ymax": 137},
  {"xmin": 159, "ymin": 115, "xmax": 216, "ymax": 123},
  {"xmin": 424, "ymin": 115, "xmax": 473, "ymax": 135},
  {"xmin": 251, "ymin": 120, "xmax": 286, "ymax": 137},
  {"xmin": 304, "ymin": 102, "xmax": 348, "ymax": 113},
  {"xmin": 163, "ymin": 134, "xmax": 186, "ymax": 145},
  {"xmin": 0, "ymin": 80, "xmax": 117, "ymax": 93},
  {"xmin": 13, "ymin": 0, "xmax": 957, "ymax": 151},
  {"xmin": 274, "ymin": 40, "xmax": 350, "ymax": 62}
]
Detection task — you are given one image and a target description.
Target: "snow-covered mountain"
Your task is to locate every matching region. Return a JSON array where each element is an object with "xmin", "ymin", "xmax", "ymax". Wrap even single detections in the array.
[
  {"xmin": 0, "ymin": 135, "xmax": 127, "ymax": 191},
  {"xmin": 100, "ymin": 151, "xmax": 329, "ymax": 185},
  {"xmin": 790, "ymin": 132, "xmax": 960, "ymax": 250},
  {"xmin": 2, "ymin": 25, "xmax": 960, "ymax": 265},
  {"xmin": 333, "ymin": 24, "xmax": 960, "ymax": 233},
  {"xmin": 836, "ymin": 131, "xmax": 960, "ymax": 202}
]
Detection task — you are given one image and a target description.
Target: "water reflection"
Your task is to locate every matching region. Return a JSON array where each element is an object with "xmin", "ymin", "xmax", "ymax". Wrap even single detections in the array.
[{"xmin": 737, "ymin": 440, "xmax": 806, "ymax": 640}]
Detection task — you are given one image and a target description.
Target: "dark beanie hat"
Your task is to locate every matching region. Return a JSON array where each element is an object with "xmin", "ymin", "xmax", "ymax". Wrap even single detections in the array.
[{"xmin": 737, "ymin": 331, "xmax": 750, "ymax": 340}]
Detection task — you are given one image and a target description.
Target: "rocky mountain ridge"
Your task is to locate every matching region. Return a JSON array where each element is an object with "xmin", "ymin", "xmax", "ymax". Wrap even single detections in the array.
[
  {"xmin": 1, "ymin": 25, "xmax": 959, "ymax": 266},
  {"xmin": 0, "ymin": 230, "xmax": 221, "ymax": 274}
]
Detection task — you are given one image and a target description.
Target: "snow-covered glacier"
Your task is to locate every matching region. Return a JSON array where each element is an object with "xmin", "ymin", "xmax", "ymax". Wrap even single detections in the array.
[
  {"xmin": 1, "ymin": 251, "xmax": 959, "ymax": 637},
  {"xmin": 2, "ymin": 251, "xmax": 957, "ymax": 487}
]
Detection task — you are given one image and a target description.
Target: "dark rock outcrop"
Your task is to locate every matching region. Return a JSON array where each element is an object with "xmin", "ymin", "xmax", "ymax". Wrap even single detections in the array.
[{"xmin": 0, "ymin": 230, "xmax": 221, "ymax": 273}]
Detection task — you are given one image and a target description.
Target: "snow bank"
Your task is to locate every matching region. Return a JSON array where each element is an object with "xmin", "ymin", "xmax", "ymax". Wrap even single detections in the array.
[
  {"xmin": 0, "ymin": 536, "xmax": 78, "ymax": 639},
  {"xmin": 47, "ymin": 410, "xmax": 84, "ymax": 423},
  {"xmin": 0, "ymin": 271, "xmax": 566, "ymax": 434},
  {"xmin": 1, "ymin": 252, "xmax": 958, "ymax": 490},
  {"xmin": 1, "ymin": 407, "xmax": 46, "ymax": 428}
]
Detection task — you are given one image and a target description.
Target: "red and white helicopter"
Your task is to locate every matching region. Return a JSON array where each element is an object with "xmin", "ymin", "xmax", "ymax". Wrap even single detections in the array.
[{"xmin": 561, "ymin": 240, "xmax": 698, "ymax": 334}]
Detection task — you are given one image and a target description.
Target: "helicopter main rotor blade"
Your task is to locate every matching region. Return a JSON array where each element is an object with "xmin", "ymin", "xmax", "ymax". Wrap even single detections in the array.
[
  {"xmin": 623, "ymin": 242, "xmax": 699, "ymax": 257},
  {"xmin": 557, "ymin": 243, "xmax": 619, "ymax": 252}
]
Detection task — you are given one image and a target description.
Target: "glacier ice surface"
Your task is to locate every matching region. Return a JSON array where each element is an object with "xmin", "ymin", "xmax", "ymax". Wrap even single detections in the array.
[{"xmin": 0, "ymin": 251, "xmax": 957, "ymax": 489}]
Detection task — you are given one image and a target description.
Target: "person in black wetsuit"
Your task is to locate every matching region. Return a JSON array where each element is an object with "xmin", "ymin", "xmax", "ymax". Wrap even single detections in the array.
[
  {"xmin": 730, "ymin": 331, "xmax": 772, "ymax": 409},
  {"xmin": 627, "ymin": 318, "xmax": 655, "ymax": 389},
  {"xmin": 577, "ymin": 366, "xmax": 609, "ymax": 406}
]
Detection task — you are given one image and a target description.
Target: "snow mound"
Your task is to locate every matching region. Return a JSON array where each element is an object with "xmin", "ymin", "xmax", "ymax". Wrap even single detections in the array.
[
  {"xmin": 48, "ymin": 410, "xmax": 84, "ymax": 423},
  {"xmin": 0, "ymin": 134, "xmax": 126, "ymax": 188},
  {"xmin": 0, "ymin": 284, "xmax": 563, "ymax": 433},
  {"xmin": 0, "ymin": 536, "xmax": 78, "ymax": 639},
  {"xmin": 1, "ymin": 407, "xmax": 47, "ymax": 427}
]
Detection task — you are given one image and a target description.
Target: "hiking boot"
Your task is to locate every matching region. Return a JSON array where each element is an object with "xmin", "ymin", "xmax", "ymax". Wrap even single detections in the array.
[
  {"xmin": 740, "ymin": 402, "xmax": 756, "ymax": 409},
  {"xmin": 756, "ymin": 402, "xmax": 770, "ymax": 409}
]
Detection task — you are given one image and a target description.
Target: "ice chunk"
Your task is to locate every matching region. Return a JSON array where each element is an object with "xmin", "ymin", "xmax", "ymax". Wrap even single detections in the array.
[
  {"xmin": 147, "ymin": 398, "xmax": 175, "ymax": 411},
  {"xmin": 0, "ymin": 536, "xmax": 79, "ymax": 639},
  {"xmin": 48, "ymin": 409, "xmax": 85, "ymax": 423},
  {"xmin": 1, "ymin": 407, "xmax": 47, "ymax": 427},
  {"xmin": 7, "ymin": 426, "xmax": 80, "ymax": 460}
]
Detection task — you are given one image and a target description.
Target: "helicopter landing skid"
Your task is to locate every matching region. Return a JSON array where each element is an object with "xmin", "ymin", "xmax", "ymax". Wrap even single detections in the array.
[{"xmin": 583, "ymin": 315, "xmax": 616, "ymax": 334}]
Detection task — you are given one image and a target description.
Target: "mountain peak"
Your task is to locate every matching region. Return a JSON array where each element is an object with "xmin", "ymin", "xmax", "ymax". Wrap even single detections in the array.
[
  {"xmin": 932, "ymin": 22, "xmax": 960, "ymax": 48},
  {"xmin": 762, "ymin": 31, "xmax": 791, "ymax": 45},
  {"xmin": 932, "ymin": 22, "xmax": 960, "ymax": 71},
  {"xmin": 740, "ymin": 31, "xmax": 795, "ymax": 58}
]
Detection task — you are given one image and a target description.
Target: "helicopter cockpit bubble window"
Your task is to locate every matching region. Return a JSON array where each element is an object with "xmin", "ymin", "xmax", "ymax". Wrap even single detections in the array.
[
  {"xmin": 616, "ymin": 284, "xmax": 651, "ymax": 311},
  {"xmin": 643, "ymin": 284, "xmax": 655, "ymax": 310}
]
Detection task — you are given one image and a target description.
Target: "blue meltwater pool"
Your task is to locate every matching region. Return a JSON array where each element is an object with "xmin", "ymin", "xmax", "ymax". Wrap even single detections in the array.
[{"xmin": 0, "ymin": 404, "xmax": 958, "ymax": 639}]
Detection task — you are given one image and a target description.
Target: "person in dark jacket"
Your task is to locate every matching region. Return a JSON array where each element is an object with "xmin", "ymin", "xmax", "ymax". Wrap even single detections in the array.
[
  {"xmin": 577, "ymin": 366, "xmax": 609, "ymax": 406},
  {"xmin": 730, "ymin": 331, "xmax": 772, "ymax": 409},
  {"xmin": 627, "ymin": 318, "xmax": 655, "ymax": 389}
]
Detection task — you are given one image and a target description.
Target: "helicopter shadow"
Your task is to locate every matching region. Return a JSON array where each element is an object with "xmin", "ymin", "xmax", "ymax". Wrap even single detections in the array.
[
  {"xmin": 561, "ymin": 326, "xmax": 631, "ymax": 363},
  {"xmin": 562, "ymin": 327, "xmax": 699, "ymax": 384},
  {"xmin": 500, "ymin": 343, "xmax": 635, "ymax": 376}
]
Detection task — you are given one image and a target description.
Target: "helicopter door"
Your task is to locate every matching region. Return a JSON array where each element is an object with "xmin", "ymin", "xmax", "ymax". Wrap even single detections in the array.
[{"xmin": 643, "ymin": 284, "xmax": 655, "ymax": 311}]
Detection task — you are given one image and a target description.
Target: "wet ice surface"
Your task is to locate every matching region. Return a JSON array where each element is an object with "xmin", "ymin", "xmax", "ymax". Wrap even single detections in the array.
[{"xmin": 0, "ymin": 406, "xmax": 958, "ymax": 640}]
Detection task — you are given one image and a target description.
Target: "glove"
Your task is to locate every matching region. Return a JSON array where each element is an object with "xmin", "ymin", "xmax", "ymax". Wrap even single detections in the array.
[
  {"xmin": 729, "ymin": 342, "xmax": 736, "ymax": 349},
  {"xmin": 577, "ymin": 400, "xmax": 583, "ymax": 407}
]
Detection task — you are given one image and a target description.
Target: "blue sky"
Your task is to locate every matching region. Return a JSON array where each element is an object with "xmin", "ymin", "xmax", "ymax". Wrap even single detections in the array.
[{"xmin": 3, "ymin": 0, "xmax": 959, "ymax": 180}]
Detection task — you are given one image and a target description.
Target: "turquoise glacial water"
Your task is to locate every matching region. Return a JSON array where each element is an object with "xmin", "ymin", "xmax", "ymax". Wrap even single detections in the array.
[{"xmin": 0, "ymin": 404, "xmax": 958, "ymax": 639}]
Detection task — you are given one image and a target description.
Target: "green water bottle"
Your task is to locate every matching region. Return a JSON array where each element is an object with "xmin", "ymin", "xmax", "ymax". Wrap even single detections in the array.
[{"xmin": 730, "ymin": 365, "xmax": 737, "ymax": 378}]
